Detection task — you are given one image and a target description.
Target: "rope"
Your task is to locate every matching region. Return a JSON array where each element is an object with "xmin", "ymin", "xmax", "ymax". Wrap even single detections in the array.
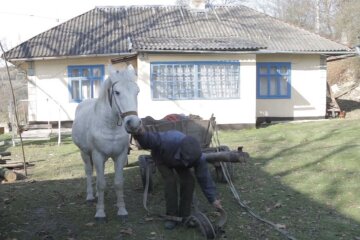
[
  {"xmin": 211, "ymin": 120, "xmax": 297, "ymax": 240},
  {"xmin": 141, "ymin": 158, "xmax": 183, "ymax": 223}
]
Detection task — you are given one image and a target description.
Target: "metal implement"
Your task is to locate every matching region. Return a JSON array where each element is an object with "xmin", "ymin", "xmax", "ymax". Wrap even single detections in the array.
[{"xmin": 190, "ymin": 192, "xmax": 228, "ymax": 239}]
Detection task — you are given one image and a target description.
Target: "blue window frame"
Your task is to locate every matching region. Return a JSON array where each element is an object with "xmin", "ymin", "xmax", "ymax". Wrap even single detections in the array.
[
  {"xmin": 68, "ymin": 65, "xmax": 104, "ymax": 102},
  {"xmin": 257, "ymin": 62, "xmax": 291, "ymax": 99},
  {"xmin": 150, "ymin": 61, "xmax": 240, "ymax": 100}
]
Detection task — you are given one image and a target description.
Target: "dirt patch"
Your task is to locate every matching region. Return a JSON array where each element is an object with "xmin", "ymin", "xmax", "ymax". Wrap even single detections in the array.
[
  {"xmin": 328, "ymin": 57, "xmax": 360, "ymax": 120},
  {"xmin": 335, "ymin": 84, "xmax": 360, "ymax": 119}
]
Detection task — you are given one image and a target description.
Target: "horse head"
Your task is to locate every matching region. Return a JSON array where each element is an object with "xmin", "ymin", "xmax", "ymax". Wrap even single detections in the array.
[{"xmin": 106, "ymin": 65, "xmax": 142, "ymax": 133}]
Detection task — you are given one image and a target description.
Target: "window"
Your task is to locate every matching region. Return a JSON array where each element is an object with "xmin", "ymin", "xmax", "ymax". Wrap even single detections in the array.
[
  {"xmin": 257, "ymin": 62, "xmax": 291, "ymax": 99},
  {"xmin": 68, "ymin": 65, "xmax": 104, "ymax": 102},
  {"xmin": 150, "ymin": 62, "xmax": 240, "ymax": 100}
]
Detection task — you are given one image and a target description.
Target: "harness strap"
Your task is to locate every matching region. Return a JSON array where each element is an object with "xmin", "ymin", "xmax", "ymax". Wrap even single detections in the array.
[
  {"xmin": 108, "ymin": 82, "xmax": 119, "ymax": 108},
  {"xmin": 108, "ymin": 82, "xmax": 138, "ymax": 123},
  {"xmin": 121, "ymin": 111, "xmax": 138, "ymax": 118}
]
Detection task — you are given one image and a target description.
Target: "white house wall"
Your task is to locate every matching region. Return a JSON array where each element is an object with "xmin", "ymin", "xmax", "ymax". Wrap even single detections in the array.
[
  {"xmin": 256, "ymin": 54, "xmax": 327, "ymax": 119},
  {"xmin": 26, "ymin": 57, "xmax": 122, "ymax": 122},
  {"xmin": 137, "ymin": 53, "xmax": 257, "ymax": 125},
  {"xmin": 26, "ymin": 53, "xmax": 326, "ymax": 125}
]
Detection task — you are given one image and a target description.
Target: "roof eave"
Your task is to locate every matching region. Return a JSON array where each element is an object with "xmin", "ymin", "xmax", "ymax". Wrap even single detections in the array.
[
  {"xmin": 256, "ymin": 50, "xmax": 354, "ymax": 55},
  {"xmin": 4, "ymin": 49, "xmax": 355, "ymax": 62},
  {"xmin": 5, "ymin": 52, "xmax": 137, "ymax": 62},
  {"xmin": 138, "ymin": 49, "xmax": 261, "ymax": 54}
]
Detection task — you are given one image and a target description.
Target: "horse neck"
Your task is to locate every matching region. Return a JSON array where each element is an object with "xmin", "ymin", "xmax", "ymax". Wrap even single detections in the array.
[{"xmin": 95, "ymin": 98, "xmax": 120, "ymax": 127}]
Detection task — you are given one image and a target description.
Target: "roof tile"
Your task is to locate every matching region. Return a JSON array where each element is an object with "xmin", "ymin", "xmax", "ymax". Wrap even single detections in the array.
[{"xmin": 4, "ymin": 5, "xmax": 351, "ymax": 60}]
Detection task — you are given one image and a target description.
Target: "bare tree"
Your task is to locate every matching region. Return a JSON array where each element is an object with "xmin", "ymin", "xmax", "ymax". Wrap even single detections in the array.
[
  {"xmin": 335, "ymin": 0, "xmax": 360, "ymax": 46},
  {"xmin": 255, "ymin": 0, "xmax": 348, "ymax": 41},
  {"xmin": 175, "ymin": 0, "xmax": 190, "ymax": 5}
]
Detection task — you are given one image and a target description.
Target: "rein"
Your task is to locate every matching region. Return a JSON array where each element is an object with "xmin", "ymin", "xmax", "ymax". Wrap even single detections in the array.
[{"xmin": 211, "ymin": 121, "xmax": 297, "ymax": 240}]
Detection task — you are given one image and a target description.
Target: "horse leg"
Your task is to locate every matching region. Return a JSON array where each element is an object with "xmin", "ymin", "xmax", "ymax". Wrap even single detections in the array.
[
  {"xmin": 92, "ymin": 151, "xmax": 107, "ymax": 220},
  {"xmin": 114, "ymin": 152, "xmax": 128, "ymax": 220},
  {"xmin": 81, "ymin": 151, "xmax": 95, "ymax": 202}
]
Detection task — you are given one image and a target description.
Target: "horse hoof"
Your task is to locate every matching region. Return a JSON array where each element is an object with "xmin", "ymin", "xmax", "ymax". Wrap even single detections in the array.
[
  {"xmin": 95, "ymin": 217, "xmax": 107, "ymax": 223},
  {"xmin": 117, "ymin": 215, "xmax": 128, "ymax": 223},
  {"xmin": 86, "ymin": 199, "xmax": 96, "ymax": 204}
]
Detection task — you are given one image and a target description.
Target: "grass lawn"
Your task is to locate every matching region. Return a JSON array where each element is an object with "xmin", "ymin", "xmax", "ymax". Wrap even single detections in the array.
[{"xmin": 0, "ymin": 119, "xmax": 360, "ymax": 240}]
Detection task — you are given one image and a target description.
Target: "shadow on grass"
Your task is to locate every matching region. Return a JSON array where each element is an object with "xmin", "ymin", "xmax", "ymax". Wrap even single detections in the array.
[
  {"xmin": 1, "ymin": 125, "xmax": 360, "ymax": 239},
  {"xmin": 232, "ymin": 127, "xmax": 360, "ymax": 239},
  {"xmin": 0, "ymin": 159, "xmax": 359, "ymax": 240}
]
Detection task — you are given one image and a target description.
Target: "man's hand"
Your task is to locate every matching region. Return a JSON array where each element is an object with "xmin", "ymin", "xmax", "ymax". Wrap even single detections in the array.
[
  {"xmin": 212, "ymin": 199, "xmax": 223, "ymax": 209},
  {"xmin": 133, "ymin": 125, "xmax": 145, "ymax": 136}
]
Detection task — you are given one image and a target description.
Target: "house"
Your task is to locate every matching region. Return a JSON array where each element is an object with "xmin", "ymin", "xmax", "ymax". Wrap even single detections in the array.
[{"xmin": 3, "ymin": 2, "xmax": 353, "ymax": 128}]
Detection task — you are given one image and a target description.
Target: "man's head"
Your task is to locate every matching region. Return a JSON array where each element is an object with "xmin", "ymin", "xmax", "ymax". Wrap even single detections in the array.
[{"xmin": 176, "ymin": 136, "xmax": 202, "ymax": 167}]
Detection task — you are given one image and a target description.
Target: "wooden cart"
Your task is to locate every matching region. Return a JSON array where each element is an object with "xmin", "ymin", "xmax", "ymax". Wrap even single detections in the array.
[{"xmin": 137, "ymin": 114, "xmax": 249, "ymax": 190}]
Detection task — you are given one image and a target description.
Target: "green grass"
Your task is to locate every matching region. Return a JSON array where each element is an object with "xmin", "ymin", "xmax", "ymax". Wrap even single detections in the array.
[{"xmin": 0, "ymin": 119, "xmax": 360, "ymax": 239}]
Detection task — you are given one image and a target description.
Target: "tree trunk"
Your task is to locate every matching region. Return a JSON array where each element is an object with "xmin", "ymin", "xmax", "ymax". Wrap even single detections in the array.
[
  {"xmin": 0, "ymin": 167, "xmax": 17, "ymax": 182},
  {"xmin": 315, "ymin": 0, "xmax": 320, "ymax": 34}
]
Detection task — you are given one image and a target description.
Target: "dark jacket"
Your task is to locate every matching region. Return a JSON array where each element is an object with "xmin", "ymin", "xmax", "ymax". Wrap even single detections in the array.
[{"xmin": 134, "ymin": 130, "xmax": 217, "ymax": 203}]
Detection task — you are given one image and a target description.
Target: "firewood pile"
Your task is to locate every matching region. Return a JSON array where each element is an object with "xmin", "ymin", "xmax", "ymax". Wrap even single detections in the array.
[{"xmin": 0, "ymin": 151, "xmax": 29, "ymax": 183}]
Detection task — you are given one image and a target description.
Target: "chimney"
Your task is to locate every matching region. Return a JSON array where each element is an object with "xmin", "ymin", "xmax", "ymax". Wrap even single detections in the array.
[{"xmin": 190, "ymin": 0, "xmax": 206, "ymax": 10}]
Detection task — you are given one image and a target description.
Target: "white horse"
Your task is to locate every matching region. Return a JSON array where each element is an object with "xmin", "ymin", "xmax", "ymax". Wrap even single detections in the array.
[{"xmin": 72, "ymin": 65, "xmax": 141, "ymax": 221}]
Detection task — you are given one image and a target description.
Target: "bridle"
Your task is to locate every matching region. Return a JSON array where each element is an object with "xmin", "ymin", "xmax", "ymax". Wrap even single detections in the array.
[{"xmin": 107, "ymin": 81, "xmax": 138, "ymax": 124}]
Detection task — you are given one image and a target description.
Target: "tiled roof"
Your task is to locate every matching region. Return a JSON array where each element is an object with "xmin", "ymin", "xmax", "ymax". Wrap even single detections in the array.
[
  {"xmin": 4, "ymin": 5, "xmax": 351, "ymax": 60},
  {"xmin": 133, "ymin": 37, "xmax": 265, "ymax": 51}
]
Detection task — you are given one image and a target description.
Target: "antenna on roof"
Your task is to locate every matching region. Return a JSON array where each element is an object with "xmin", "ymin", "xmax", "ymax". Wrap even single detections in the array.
[
  {"xmin": 127, "ymin": 37, "xmax": 132, "ymax": 52},
  {"xmin": 190, "ymin": 0, "xmax": 206, "ymax": 10}
]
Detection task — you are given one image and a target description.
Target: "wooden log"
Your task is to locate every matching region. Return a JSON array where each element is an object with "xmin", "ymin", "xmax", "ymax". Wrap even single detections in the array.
[
  {"xmin": 1, "ymin": 162, "xmax": 31, "ymax": 169},
  {"xmin": 0, "ymin": 168, "xmax": 17, "ymax": 182},
  {"xmin": 0, "ymin": 159, "xmax": 7, "ymax": 164},
  {"xmin": 204, "ymin": 150, "xmax": 250, "ymax": 164},
  {"xmin": 0, "ymin": 152, "xmax": 11, "ymax": 158}
]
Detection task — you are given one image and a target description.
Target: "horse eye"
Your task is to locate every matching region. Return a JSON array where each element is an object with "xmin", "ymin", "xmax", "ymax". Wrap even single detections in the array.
[{"xmin": 114, "ymin": 91, "xmax": 120, "ymax": 96}]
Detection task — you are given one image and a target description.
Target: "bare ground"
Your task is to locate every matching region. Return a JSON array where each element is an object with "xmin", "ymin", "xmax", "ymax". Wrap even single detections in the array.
[{"xmin": 336, "ymin": 84, "xmax": 360, "ymax": 119}]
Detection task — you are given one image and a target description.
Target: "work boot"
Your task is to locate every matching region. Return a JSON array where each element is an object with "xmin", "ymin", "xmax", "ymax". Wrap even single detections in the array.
[{"xmin": 164, "ymin": 220, "xmax": 177, "ymax": 230}]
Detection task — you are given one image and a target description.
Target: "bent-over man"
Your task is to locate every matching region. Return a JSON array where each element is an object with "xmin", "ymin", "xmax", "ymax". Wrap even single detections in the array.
[{"xmin": 133, "ymin": 128, "xmax": 222, "ymax": 230}]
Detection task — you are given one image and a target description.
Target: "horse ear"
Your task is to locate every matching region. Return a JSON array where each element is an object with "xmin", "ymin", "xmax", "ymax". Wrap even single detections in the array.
[{"xmin": 126, "ymin": 64, "xmax": 137, "ymax": 77}]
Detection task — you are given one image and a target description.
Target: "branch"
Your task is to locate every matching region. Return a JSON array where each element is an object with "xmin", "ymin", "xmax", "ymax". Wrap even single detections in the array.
[{"xmin": 0, "ymin": 41, "xmax": 27, "ymax": 176}]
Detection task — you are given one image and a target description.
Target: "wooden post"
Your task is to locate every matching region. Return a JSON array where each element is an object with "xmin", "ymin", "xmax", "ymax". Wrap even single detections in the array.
[
  {"xmin": 58, "ymin": 104, "xmax": 61, "ymax": 146},
  {"xmin": 0, "ymin": 167, "xmax": 17, "ymax": 182}
]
